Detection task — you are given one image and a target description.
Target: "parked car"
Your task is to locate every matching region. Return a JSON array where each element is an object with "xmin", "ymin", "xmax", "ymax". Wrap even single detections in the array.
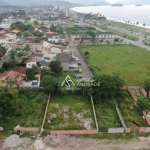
[
  {"xmin": 76, "ymin": 74, "xmax": 83, "ymax": 79},
  {"xmin": 75, "ymin": 57, "xmax": 79, "ymax": 61}
]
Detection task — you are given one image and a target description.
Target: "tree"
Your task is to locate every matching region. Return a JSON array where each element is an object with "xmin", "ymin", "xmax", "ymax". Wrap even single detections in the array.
[
  {"xmin": 84, "ymin": 51, "xmax": 89, "ymax": 56},
  {"xmin": 41, "ymin": 69, "xmax": 53, "ymax": 79},
  {"xmin": 17, "ymin": 52, "xmax": 24, "ymax": 62},
  {"xmin": 2, "ymin": 62, "xmax": 10, "ymax": 70},
  {"xmin": 144, "ymin": 79, "xmax": 150, "ymax": 97},
  {"xmin": 86, "ymin": 31, "xmax": 96, "ymax": 44},
  {"xmin": 1, "ymin": 77, "xmax": 17, "ymax": 90},
  {"xmin": 49, "ymin": 61, "xmax": 63, "ymax": 75},
  {"xmin": 41, "ymin": 75, "xmax": 59, "ymax": 94},
  {"xmin": 114, "ymin": 38, "xmax": 120, "ymax": 43},
  {"xmin": 34, "ymin": 20, "xmax": 39, "ymax": 25},
  {"xmin": 24, "ymin": 44, "xmax": 30, "ymax": 52},
  {"xmin": 26, "ymin": 69, "xmax": 35, "ymax": 80},
  {"xmin": 79, "ymin": 74, "xmax": 124, "ymax": 104},
  {"xmin": 50, "ymin": 25, "xmax": 56, "ymax": 32},
  {"xmin": 31, "ymin": 65, "xmax": 39, "ymax": 74},
  {"xmin": 10, "ymin": 51, "xmax": 16, "ymax": 60},
  {"xmin": 137, "ymin": 97, "xmax": 150, "ymax": 111},
  {"xmin": 33, "ymin": 30, "xmax": 43, "ymax": 37}
]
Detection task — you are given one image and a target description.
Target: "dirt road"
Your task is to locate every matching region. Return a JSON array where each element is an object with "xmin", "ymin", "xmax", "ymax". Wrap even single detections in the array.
[{"xmin": 1, "ymin": 135, "xmax": 150, "ymax": 150}]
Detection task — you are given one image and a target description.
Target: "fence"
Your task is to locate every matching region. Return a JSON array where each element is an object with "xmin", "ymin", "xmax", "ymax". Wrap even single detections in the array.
[
  {"xmin": 90, "ymin": 95, "xmax": 99, "ymax": 131},
  {"xmin": 140, "ymin": 86, "xmax": 147, "ymax": 97},
  {"xmin": 14, "ymin": 127, "xmax": 41, "ymax": 133},
  {"xmin": 108, "ymin": 128, "xmax": 125, "ymax": 133},
  {"xmin": 142, "ymin": 111, "xmax": 150, "ymax": 126},
  {"xmin": 41, "ymin": 94, "xmax": 51, "ymax": 134},
  {"xmin": 50, "ymin": 130, "xmax": 98, "ymax": 135},
  {"xmin": 116, "ymin": 104, "xmax": 127, "ymax": 128},
  {"xmin": 139, "ymin": 127, "xmax": 150, "ymax": 133}
]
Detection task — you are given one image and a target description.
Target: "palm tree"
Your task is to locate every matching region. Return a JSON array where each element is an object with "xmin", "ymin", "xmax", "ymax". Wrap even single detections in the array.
[{"xmin": 24, "ymin": 44, "xmax": 30, "ymax": 52}]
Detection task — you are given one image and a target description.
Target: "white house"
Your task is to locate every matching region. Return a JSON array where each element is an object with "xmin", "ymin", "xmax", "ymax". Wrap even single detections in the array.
[
  {"xmin": 24, "ymin": 58, "xmax": 37, "ymax": 68},
  {"xmin": 48, "ymin": 35, "xmax": 66, "ymax": 44}
]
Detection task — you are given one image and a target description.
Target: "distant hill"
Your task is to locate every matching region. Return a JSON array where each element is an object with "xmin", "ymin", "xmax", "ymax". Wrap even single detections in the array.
[
  {"xmin": 3, "ymin": 0, "xmax": 82, "ymax": 7},
  {"xmin": 69, "ymin": 0, "xmax": 109, "ymax": 5},
  {"xmin": 0, "ymin": 0, "xmax": 7, "ymax": 5},
  {"xmin": 135, "ymin": 4, "xmax": 142, "ymax": 6},
  {"xmin": 111, "ymin": 3, "xmax": 124, "ymax": 7}
]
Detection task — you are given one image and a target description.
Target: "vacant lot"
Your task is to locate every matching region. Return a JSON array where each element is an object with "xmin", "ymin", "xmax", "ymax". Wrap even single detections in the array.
[
  {"xmin": 95, "ymin": 102, "xmax": 122, "ymax": 132},
  {"xmin": 0, "ymin": 91, "xmax": 47, "ymax": 134},
  {"xmin": 44, "ymin": 93, "xmax": 95, "ymax": 130},
  {"xmin": 81, "ymin": 44, "xmax": 150, "ymax": 85},
  {"xmin": 118, "ymin": 92, "xmax": 148, "ymax": 128}
]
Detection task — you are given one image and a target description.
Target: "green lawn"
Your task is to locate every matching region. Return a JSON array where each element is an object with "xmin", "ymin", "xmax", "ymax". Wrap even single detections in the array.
[
  {"xmin": 95, "ymin": 102, "xmax": 122, "ymax": 132},
  {"xmin": 67, "ymin": 21, "xmax": 75, "ymax": 27},
  {"xmin": 81, "ymin": 44, "xmax": 150, "ymax": 85},
  {"xmin": 44, "ymin": 93, "xmax": 95, "ymax": 130},
  {"xmin": 118, "ymin": 92, "xmax": 148, "ymax": 128}
]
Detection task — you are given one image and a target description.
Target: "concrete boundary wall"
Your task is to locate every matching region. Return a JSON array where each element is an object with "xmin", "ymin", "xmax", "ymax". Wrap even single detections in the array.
[
  {"xmin": 139, "ymin": 127, "xmax": 150, "ymax": 133},
  {"xmin": 0, "ymin": 127, "xmax": 3, "ymax": 131},
  {"xmin": 140, "ymin": 86, "xmax": 147, "ymax": 97},
  {"xmin": 90, "ymin": 95, "xmax": 99, "ymax": 132},
  {"xmin": 142, "ymin": 111, "xmax": 150, "ymax": 126},
  {"xmin": 14, "ymin": 127, "xmax": 41, "ymax": 132},
  {"xmin": 51, "ymin": 130, "xmax": 98, "ymax": 135},
  {"xmin": 128, "ymin": 86, "xmax": 140, "ymax": 90},
  {"xmin": 116, "ymin": 104, "xmax": 127, "ymax": 128},
  {"xmin": 41, "ymin": 94, "xmax": 51, "ymax": 134},
  {"xmin": 108, "ymin": 128, "xmax": 125, "ymax": 133}
]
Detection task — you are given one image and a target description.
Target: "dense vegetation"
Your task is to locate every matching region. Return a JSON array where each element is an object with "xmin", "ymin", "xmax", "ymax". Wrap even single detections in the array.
[
  {"xmin": 0, "ymin": 45, "xmax": 6, "ymax": 59},
  {"xmin": 0, "ymin": 89, "xmax": 47, "ymax": 130}
]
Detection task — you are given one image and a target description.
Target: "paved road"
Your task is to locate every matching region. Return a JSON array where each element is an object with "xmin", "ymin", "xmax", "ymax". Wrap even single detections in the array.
[
  {"xmin": 65, "ymin": 32, "xmax": 93, "ymax": 78},
  {"xmin": 90, "ymin": 24, "xmax": 150, "ymax": 51}
]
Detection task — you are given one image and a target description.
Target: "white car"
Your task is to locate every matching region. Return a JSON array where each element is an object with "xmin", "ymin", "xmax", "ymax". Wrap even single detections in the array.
[{"xmin": 75, "ymin": 57, "xmax": 79, "ymax": 61}]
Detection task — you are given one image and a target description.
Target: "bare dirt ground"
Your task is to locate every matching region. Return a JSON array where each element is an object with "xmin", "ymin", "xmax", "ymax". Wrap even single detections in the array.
[{"xmin": 1, "ymin": 134, "xmax": 150, "ymax": 150}]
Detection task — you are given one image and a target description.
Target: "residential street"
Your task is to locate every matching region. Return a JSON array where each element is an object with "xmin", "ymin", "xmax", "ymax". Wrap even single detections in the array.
[{"xmin": 65, "ymin": 32, "xmax": 93, "ymax": 78}]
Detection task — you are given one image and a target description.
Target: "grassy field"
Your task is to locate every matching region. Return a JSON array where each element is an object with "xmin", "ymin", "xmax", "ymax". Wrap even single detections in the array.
[
  {"xmin": 95, "ymin": 102, "xmax": 122, "ymax": 132},
  {"xmin": 118, "ymin": 92, "xmax": 148, "ymax": 128},
  {"xmin": 67, "ymin": 21, "xmax": 75, "ymax": 28},
  {"xmin": 0, "ymin": 91, "xmax": 47, "ymax": 134},
  {"xmin": 44, "ymin": 93, "xmax": 95, "ymax": 130},
  {"xmin": 80, "ymin": 44, "xmax": 150, "ymax": 85},
  {"xmin": 100, "ymin": 26, "xmax": 139, "ymax": 41},
  {"xmin": 101, "ymin": 20, "xmax": 150, "ymax": 36}
]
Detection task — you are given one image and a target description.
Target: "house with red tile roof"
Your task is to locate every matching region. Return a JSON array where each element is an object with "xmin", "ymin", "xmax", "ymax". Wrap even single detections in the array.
[{"xmin": 0, "ymin": 70, "xmax": 23, "ymax": 87}]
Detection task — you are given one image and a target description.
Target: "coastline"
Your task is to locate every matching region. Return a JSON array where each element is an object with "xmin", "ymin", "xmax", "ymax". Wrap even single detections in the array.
[
  {"xmin": 71, "ymin": 5, "xmax": 150, "ymax": 30},
  {"xmin": 106, "ymin": 18, "xmax": 150, "ymax": 29}
]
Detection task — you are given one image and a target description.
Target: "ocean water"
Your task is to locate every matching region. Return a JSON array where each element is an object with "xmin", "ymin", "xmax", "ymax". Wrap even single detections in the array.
[{"xmin": 72, "ymin": 5, "xmax": 150, "ymax": 28}]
